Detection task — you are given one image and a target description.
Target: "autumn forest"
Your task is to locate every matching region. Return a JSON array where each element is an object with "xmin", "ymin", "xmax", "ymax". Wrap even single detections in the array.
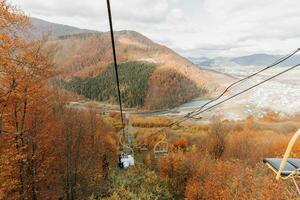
[{"xmin": 1, "ymin": 1, "xmax": 300, "ymax": 200}]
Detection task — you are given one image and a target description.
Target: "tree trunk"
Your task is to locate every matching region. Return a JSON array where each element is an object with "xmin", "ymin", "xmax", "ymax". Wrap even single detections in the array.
[
  {"xmin": 73, "ymin": 124, "xmax": 84, "ymax": 200},
  {"xmin": 29, "ymin": 116, "xmax": 38, "ymax": 200},
  {"xmin": 30, "ymin": 142, "xmax": 37, "ymax": 200},
  {"xmin": 14, "ymin": 104, "xmax": 26, "ymax": 199}
]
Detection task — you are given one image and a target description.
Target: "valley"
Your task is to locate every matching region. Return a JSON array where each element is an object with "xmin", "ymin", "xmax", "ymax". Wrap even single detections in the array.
[
  {"xmin": 2, "ymin": 2, "xmax": 300, "ymax": 199},
  {"xmin": 66, "ymin": 51, "xmax": 300, "ymax": 121},
  {"xmin": 43, "ymin": 20, "xmax": 300, "ymax": 120},
  {"xmin": 188, "ymin": 59, "xmax": 300, "ymax": 119}
]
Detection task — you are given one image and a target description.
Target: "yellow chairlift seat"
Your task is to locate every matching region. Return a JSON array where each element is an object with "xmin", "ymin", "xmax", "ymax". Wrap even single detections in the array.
[
  {"xmin": 139, "ymin": 144, "xmax": 149, "ymax": 152},
  {"xmin": 263, "ymin": 129, "xmax": 300, "ymax": 195},
  {"xmin": 153, "ymin": 133, "xmax": 169, "ymax": 157},
  {"xmin": 154, "ymin": 141, "xmax": 168, "ymax": 155}
]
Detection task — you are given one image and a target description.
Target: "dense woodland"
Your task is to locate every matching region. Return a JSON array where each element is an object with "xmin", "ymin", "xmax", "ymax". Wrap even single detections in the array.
[
  {"xmin": 58, "ymin": 32, "xmax": 103, "ymax": 40},
  {"xmin": 62, "ymin": 61, "xmax": 156, "ymax": 108},
  {"xmin": 145, "ymin": 69, "xmax": 208, "ymax": 109},
  {"xmin": 62, "ymin": 62, "xmax": 207, "ymax": 109},
  {"xmin": 2, "ymin": 1, "xmax": 300, "ymax": 200}
]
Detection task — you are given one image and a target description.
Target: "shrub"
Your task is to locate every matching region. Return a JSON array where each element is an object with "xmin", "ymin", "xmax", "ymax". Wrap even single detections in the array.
[
  {"xmin": 171, "ymin": 138, "xmax": 189, "ymax": 151},
  {"xmin": 208, "ymin": 118, "xmax": 230, "ymax": 159},
  {"xmin": 102, "ymin": 164, "xmax": 172, "ymax": 200}
]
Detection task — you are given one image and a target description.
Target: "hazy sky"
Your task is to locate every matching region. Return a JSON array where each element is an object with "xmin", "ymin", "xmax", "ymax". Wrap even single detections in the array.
[{"xmin": 10, "ymin": 0, "xmax": 300, "ymax": 58}]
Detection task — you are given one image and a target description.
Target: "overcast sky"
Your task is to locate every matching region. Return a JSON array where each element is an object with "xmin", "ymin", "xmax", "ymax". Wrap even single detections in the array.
[{"xmin": 10, "ymin": 0, "xmax": 300, "ymax": 58}]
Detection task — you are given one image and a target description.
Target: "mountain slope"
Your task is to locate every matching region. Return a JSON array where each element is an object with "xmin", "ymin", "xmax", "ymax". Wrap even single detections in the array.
[
  {"xmin": 31, "ymin": 18, "xmax": 232, "ymax": 109},
  {"xmin": 51, "ymin": 30, "xmax": 231, "ymax": 86}
]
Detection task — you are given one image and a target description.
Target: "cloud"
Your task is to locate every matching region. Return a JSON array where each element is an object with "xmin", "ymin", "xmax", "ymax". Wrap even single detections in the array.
[
  {"xmin": 9, "ymin": 0, "xmax": 300, "ymax": 57},
  {"xmin": 112, "ymin": 0, "xmax": 170, "ymax": 23}
]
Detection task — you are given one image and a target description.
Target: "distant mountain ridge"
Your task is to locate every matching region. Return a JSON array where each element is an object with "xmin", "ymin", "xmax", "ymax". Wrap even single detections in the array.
[
  {"xmin": 189, "ymin": 53, "xmax": 300, "ymax": 67},
  {"xmin": 30, "ymin": 17, "xmax": 99, "ymax": 38}
]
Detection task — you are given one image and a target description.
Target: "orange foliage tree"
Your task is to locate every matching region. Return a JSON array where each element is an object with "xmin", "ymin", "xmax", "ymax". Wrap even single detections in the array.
[
  {"xmin": 0, "ymin": 1, "xmax": 55, "ymax": 199},
  {"xmin": 0, "ymin": 1, "xmax": 118, "ymax": 199}
]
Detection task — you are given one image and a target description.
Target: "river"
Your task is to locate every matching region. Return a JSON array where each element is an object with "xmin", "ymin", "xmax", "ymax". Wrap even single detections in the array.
[{"xmin": 69, "ymin": 64, "xmax": 300, "ymax": 120}]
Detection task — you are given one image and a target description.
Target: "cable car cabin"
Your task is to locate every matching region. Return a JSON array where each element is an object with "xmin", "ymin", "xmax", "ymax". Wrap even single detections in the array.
[
  {"xmin": 118, "ymin": 131, "xmax": 135, "ymax": 169},
  {"xmin": 118, "ymin": 149, "xmax": 135, "ymax": 169},
  {"xmin": 154, "ymin": 141, "xmax": 168, "ymax": 157},
  {"xmin": 118, "ymin": 153, "xmax": 134, "ymax": 169},
  {"xmin": 263, "ymin": 129, "xmax": 300, "ymax": 195}
]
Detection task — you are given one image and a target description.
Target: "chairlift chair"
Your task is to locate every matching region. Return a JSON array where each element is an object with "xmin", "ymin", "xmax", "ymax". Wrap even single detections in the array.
[
  {"xmin": 153, "ymin": 133, "xmax": 169, "ymax": 157},
  {"xmin": 154, "ymin": 141, "xmax": 168, "ymax": 156},
  {"xmin": 139, "ymin": 144, "xmax": 149, "ymax": 152},
  {"xmin": 263, "ymin": 129, "xmax": 300, "ymax": 195}
]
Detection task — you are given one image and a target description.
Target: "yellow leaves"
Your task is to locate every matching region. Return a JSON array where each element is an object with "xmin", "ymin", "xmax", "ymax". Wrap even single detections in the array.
[
  {"xmin": 0, "ymin": 1, "xmax": 28, "ymax": 29},
  {"xmin": 260, "ymin": 111, "xmax": 281, "ymax": 122},
  {"xmin": 171, "ymin": 138, "xmax": 189, "ymax": 150},
  {"xmin": 105, "ymin": 134, "xmax": 116, "ymax": 146},
  {"xmin": 130, "ymin": 116, "xmax": 172, "ymax": 128},
  {"xmin": 106, "ymin": 187, "xmax": 135, "ymax": 200},
  {"xmin": 0, "ymin": 3, "xmax": 59, "ymax": 198},
  {"xmin": 104, "ymin": 116, "xmax": 123, "ymax": 131},
  {"xmin": 0, "ymin": 32, "xmax": 9, "ymax": 44},
  {"xmin": 185, "ymin": 178, "xmax": 202, "ymax": 200},
  {"xmin": 0, "ymin": 136, "xmax": 20, "ymax": 199},
  {"xmin": 0, "ymin": 2, "xmax": 52, "ymax": 118}
]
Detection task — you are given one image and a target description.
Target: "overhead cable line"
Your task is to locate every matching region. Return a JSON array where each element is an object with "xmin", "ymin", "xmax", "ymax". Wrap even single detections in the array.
[
  {"xmin": 174, "ymin": 62, "xmax": 300, "ymax": 126},
  {"xmin": 189, "ymin": 63, "xmax": 300, "ymax": 119},
  {"xmin": 186, "ymin": 48, "xmax": 300, "ymax": 118},
  {"xmin": 144, "ymin": 50, "xmax": 300, "ymax": 140},
  {"xmin": 149, "ymin": 62, "xmax": 300, "ymax": 139},
  {"xmin": 106, "ymin": 0, "xmax": 125, "ymax": 130}
]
